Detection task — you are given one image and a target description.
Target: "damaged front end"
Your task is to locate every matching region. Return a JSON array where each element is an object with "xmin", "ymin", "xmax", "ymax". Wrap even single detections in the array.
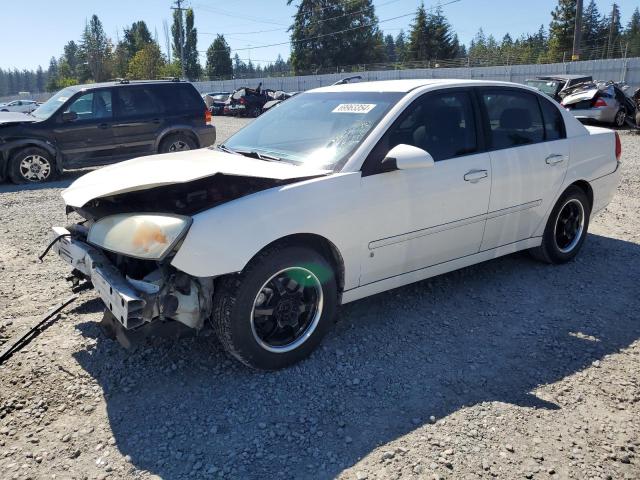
[
  {"xmin": 49, "ymin": 150, "xmax": 329, "ymax": 347},
  {"xmin": 50, "ymin": 222, "xmax": 214, "ymax": 346}
]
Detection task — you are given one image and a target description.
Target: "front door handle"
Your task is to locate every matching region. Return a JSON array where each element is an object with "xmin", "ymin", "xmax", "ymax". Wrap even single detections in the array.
[
  {"xmin": 546, "ymin": 154, "xmax": 566, "ymax": 165},
  {"xmin": 464, "ymin": 169, "xmax": 488, "ymax": 182}
]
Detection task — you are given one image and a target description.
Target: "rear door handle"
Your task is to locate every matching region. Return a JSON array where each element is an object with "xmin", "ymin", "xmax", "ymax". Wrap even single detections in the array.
[
  {"xmin": 546, "ymin": 154, "xmax": 566, "ymax": 165},
  {"xmin": 464, "ymin": 169, "xmax": 488, "ymax": 182}
]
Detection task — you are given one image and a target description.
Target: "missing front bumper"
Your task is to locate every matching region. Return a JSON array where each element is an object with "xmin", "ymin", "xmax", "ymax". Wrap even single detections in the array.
[{"xmin": 50, "ymin": 226, "xmax": 213, "ymax": 332}]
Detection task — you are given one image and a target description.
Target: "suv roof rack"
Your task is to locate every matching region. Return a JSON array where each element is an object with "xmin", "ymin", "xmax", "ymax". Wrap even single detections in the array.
[
  {"xmin": 114, "ymin": 78, "xmax": 130, "ymax": 84},
  {"xmin": 160, "ymin": 77, "xmax": 181, "ymax": 82},
  {"xmin": 332, "ymin": 75, "xmax": 363, "ymax": 86}
]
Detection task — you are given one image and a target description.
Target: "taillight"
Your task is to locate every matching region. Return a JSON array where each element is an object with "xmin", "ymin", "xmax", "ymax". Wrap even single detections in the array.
[
  {"xmin": 592, "ymin": 97, "xmax": 607, "ymax": 108},
  {"xmin": 615, "ymin": 131, "xmax": 622, "ymax": 162},
  {"xmin": 239, "ymin": 97, "xmax": 247, "ymax": 105},
  {"xmin": 205, "ymin": 109, "xmax": 212, "ymax": 125}
]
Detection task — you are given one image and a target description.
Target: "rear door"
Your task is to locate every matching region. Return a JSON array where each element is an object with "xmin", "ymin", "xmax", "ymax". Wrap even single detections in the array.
[
  {"xmin": 52, "ymin": 89, "xmax": 116, "ymax": 166},
  {"xmin": 478, "ymin": 88, "xmax": 569, "ymax": 250},
  {"xmin": 112, "ymin": 85, "xmax": 164, "ymax": 159}
]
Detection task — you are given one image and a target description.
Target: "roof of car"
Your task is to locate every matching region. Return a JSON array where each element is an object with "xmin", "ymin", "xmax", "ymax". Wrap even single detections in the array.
[
  {"xmin": 65, "ymin": 79, "xmax": 188, "ymax": 92},
  {"xmin": 312, "ymin": 79, "xmax": 532, "ymax": 93}
]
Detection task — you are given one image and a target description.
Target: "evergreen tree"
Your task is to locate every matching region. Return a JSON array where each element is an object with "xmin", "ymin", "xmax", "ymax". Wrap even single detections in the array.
[
  {"xmin": 35, "ymin": 66, "xmax": 45, "ymax": 92},
  {"xmin": 384, "ymin": 34, "xmax": 396, "ymax": 62},
  {"xmin": 427, "ymin": 5, "xmax": 457, "ymax": 60},
  {"xmin": 407, "ymin": 3, "xmax": 429, "ymax": 61},
  {"xmin": 547, "ymin": 0, "xmax": 577, "ymax": 62},
  {"xmin": 602, "ymin": 3, "xmax": 623, "ymax": 58},
  {"xmin": 80, "ymin": 14, "xmax": 112, "ymax": 81},
  {"xmin": 287, "ymin": 0, "xmax": 385, "ymax": 72},
  {"xmin": 395, "ymin": 30, "xmax": 407, "ymax": 63},
  {"xmin": 205, "ymin": 35, "xmax": 233, "ymax": 80},
  {"xmin": 581, "ymin": 0, "xmax": 604, "ymax": 57},
  {"xmin": 123, "ymin": 21, "xmax": 153, "ymax": 58},
  {"xmin": 626, "ymin": 7, "xmax": 640, "ymax": 57},
  {"xmin": 46, "ymin": 57, "xmax": 59, "ymax": 92}
]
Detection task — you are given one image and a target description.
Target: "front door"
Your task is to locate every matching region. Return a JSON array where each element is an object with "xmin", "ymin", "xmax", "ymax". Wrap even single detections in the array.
[
  {"xmin": 359, "ymin": 89, "xmax": 492, "ymax": 285},
  {"xmin": 478, "ymin": 88, "xmax": 569, "ymax": 250},
  {"xmin": 53, "ymin": 89, "xmax": 115, "ymax": 166},
  {"xmin": 112, "ymin": 86, "xmax": 163, "ymax": 159}
]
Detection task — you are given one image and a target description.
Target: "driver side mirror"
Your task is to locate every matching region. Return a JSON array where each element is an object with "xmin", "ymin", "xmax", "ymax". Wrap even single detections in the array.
[
  {"xmin": 61, "ymin": 111, "xmax": 78, "ymax": 122},
  {"xmin": 382, "ymin": 144, "xmax": 435, "ymax": 171}
]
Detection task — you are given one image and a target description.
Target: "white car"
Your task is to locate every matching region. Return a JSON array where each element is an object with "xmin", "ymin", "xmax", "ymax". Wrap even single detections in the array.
[
  {"xmin": 49, "ymin": 79, "xmax": 622, "ymax": 369},
  {"xmin": 0, "ymin": 99, "xmax": 39, "ymax": 113}
]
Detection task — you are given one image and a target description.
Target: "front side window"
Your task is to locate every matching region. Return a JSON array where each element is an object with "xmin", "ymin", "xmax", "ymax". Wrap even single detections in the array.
[
  {"xmin": 223, "ymin": 91, "xmax": 403, "ymax": 170},
  {"xmin": 65, "ymin": 90, "xmax": 112, "ymax": 121},
  {"xmin": 363, "ymin": 90, "xmax": 477, "ymax": 173},
  {"xmin": 481, "ymin": 90, "xmax": 544, "ymax": 150},
  {"xmin": 32, "ymin": 87, "xmax": 79, "ymax": 120}
]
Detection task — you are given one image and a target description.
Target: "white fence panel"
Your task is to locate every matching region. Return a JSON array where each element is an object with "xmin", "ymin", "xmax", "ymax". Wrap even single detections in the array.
[{"xmin": 192, "ymin": 57, "xmax": 640, "ymax": 94}]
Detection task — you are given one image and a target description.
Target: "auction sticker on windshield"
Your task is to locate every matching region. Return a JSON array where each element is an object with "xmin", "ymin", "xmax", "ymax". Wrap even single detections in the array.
[{"xmin": 332, "ymin": 103, "xmax": 376, "ymax": 114}]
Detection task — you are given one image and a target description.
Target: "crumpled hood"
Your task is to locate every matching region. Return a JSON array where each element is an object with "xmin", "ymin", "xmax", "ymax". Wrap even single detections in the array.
[
  {"xmin": 0, "ymin": 112, "xmax": 37, "ymax": 125},
  {"xmin": 562, "ymin": 88, "xmax": 598, "ymax": 105},
  {"xmin": 62, "ymin": 148, "xmax": 330, "ymax": 208}
]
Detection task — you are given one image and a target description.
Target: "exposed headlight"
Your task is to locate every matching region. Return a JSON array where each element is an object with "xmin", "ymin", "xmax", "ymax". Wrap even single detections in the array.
[{"xmin": 88, "ymin": 214, "xmax": 192, "ymax": 260}]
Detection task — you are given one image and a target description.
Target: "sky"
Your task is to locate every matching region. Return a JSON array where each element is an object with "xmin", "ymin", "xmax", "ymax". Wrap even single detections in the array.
[{"xmin": 0, "ymin": 0, "xmax": 637, "ymax": 71}]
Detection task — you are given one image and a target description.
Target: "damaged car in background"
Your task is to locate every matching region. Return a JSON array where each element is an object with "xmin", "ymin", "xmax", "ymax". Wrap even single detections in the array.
[
  {"xmin": 49, "ymin": 79, "xmax": 621, "ymax": 370},
  {"xmin": 560, "ymin": 80, "xmax": 638, "ymax": 128}
]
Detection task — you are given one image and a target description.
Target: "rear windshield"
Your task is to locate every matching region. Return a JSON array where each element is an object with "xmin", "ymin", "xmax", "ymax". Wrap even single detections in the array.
[{"xmin": 525, "ymin": 80, "xmax": 560, "ymax": 97}]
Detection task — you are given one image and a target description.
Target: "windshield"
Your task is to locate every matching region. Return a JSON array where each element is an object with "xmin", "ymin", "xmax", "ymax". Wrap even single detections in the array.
[
  {"xmin": 31, "ymin": 87, "xmax": 78, "ymax": 120},
  {"xmin": 222, "ymin": 91, "xmax": 403, "ymax": 170},
  {"xmin": 525, "ymin": 80, "xmax": 560, "ymax": 97}
]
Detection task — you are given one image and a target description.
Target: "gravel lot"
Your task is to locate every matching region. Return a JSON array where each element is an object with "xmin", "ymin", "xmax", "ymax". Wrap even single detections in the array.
[{"xmin": 0, "ymin": 117, "xmax": 639, "ymax": 480}]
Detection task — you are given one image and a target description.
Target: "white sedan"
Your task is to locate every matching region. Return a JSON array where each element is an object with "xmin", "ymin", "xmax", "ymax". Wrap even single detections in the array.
[
  {"xmin": 0, "ymin": 99, "xmax": 39, "ymax": 113},
  {"xmin": 50, "ymin": 79, "xmax": 621, "ymax": 369}
]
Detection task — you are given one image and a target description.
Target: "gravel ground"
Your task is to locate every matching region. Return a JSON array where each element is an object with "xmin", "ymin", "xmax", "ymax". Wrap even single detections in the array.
[{"xmin": 0, "ymin": 118, "xmax": 639, "ymax": 480}]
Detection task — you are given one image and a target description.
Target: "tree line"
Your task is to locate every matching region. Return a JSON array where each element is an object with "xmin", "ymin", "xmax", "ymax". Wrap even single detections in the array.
[{"xmin": 1, "ymin": 0, "xmax": 639, "ymax": 96}]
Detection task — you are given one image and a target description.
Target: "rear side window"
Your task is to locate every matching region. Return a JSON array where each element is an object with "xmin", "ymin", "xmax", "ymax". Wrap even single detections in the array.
[
  {"xmin": 539, "ymin": 96, "xmax": 566, "ymax": 141},
  {"xmin": 115, "ymin": 87, "xmax": 162, "ymax": 118},
  {"xmin": 154, "ymin": 84, "xmax": 205, "ymax": 113},
  {"xmin": 481, "ymin": 90, "xmax": 544, "ymax": 149}
]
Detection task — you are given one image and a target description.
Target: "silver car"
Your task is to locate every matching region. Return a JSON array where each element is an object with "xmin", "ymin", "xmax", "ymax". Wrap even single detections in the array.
[{"xmin": 561, "ymin": 82, "xmax": 634, "ymax": 128}]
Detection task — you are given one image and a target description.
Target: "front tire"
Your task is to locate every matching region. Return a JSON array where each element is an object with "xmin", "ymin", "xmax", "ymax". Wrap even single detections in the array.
[
  {"xmin": 530, "ymin": 186, "xmax": 591, "ymax": 264},
  {"xmin": 614, "ymin": 109, "xmax": 626, "ymax": 128},
  {"xmin": 212, "ymin": 244, "xmax": 338, "ymax": 370},
  {"xmin": 8, "ymin": 147, "xmax": 56, "ymax": 184}
]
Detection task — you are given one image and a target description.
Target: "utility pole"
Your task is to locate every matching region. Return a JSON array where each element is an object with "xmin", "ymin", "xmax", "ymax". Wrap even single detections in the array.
[
  {"xmin": 171, "ymin": 0, "xmax": 186, "ymax": 79},
  {"xmin": 572, "ymin": 0, "xmax": 583, "ymax": 61},
  {"xmin": 607, "ymin": 4, "xmax": 617, "ymax": 59}
]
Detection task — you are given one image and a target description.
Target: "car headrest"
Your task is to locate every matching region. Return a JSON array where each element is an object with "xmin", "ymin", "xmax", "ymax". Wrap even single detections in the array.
[{"xmin": 500, "ymin": 108, "xmax": 532, "ymax": 130}]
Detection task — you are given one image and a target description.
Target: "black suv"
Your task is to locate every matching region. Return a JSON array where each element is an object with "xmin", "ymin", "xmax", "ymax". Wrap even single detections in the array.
[{"xmin": 0, "ymin": 80, "xmax": 215, "ymax": 183}]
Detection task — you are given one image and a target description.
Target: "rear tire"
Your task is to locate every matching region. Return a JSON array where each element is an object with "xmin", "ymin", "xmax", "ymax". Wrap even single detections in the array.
[
  {"xmin": 8, "ymin": 147, "xmax": 56, "ymax": 184},
  {"xmin": 530, "ymin": 186, "xmax": 591, "ymax": 264},
  {"xmin": 159, "ymin": 133, "xmax": 197, "ymax": 153},
  {"xmin": 212, "ymin": 244, "xmax": 338, "ymax": 370}
]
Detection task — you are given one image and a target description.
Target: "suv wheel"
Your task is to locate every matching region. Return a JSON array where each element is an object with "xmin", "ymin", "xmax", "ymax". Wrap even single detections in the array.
[
  {"xmin": 9, "ymin": 147, "xmax": 56, "ymax": 184},
  {"xmin": 159, "ymin": 133, "xmax": 197, "ymax": 153},
  {"xmin": 212, "ymin": 244, "xmax": 338, "ymax": 370},
  {"xmin": 614, "ymin": 109, "xmax": 626, "ymax": 128}
]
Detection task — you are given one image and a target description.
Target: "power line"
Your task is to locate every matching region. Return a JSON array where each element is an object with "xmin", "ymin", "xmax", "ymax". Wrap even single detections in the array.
[
  {"xmin": 197, "ymin": 0, "xmax": 403, "ymax": 37},
  {"xmin": 200, "ymin": 0, "xmax": 462, "ymax": 56}
]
